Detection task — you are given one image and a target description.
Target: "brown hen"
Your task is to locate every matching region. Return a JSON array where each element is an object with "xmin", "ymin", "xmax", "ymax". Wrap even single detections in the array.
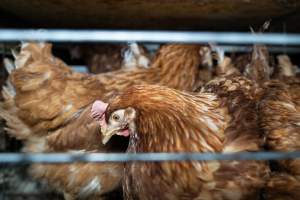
[
  {"xmin": 0, "ymin": 42, "xmax": 205, "ymax": 199},
  {"xmin": 259, "ymin": 55, "xmax": 300, "ymax": 200},
  {"xmin": 96, "ymin": 69, "xmax": 269, "ymax": 199}
]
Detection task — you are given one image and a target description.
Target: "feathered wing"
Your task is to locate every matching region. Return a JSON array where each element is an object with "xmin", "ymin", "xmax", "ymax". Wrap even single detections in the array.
[
  {"xmin": 0, "ymin": 81, "xmax": 32, "ymax": 140},
  {"xmin": 195, "ymin": 43, "xmax": 270, "ymax": 199},
  {"xmin": 28, "ymin": 106, "xmax": 125, "ymax": 198},
  {"xmin": 44, "ymin": 104, "xmax": 127, "ymax": 152},
  {"xmin": 203, "ymin": 75, "xmax": 269, "ymax": 200}
]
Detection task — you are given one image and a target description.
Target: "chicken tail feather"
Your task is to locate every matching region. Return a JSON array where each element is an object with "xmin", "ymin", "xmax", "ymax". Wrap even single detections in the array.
[
  {"xmin": 244, "ymin": 21, "xmax": 273, "ymax": 84},
  {"xmin": 277, "ymin": 54, "xmax": 298, "ymax": 77},
  {"xmin": 3, "ymin": 57, "xmax": 15, "ymax": 74},
  {"xmin": 0, "ymin": 107, "xmax": 32, "ymax": 140}
]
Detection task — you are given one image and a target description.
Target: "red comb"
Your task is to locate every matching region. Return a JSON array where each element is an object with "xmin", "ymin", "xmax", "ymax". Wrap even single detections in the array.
[{"xmin": 91, "ymin": 100, "xmax": 108, "ymax": 120}]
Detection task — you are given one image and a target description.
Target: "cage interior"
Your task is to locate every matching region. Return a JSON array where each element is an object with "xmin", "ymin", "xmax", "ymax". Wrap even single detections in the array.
[{"xmin": 0, "ymin": 1, "xmax": 300, "ymax": 200}]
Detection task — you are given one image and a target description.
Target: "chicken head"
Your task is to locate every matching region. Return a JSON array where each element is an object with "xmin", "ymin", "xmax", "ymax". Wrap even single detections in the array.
[{"xmin": 91, "ymin": 100, "xmax": 136, "ymax": 144}]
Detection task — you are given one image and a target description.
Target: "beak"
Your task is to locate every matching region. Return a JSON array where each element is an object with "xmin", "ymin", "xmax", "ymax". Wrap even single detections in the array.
[{"xmin": 101, "ymin": 127, "xmax": 118, "ymax": 145}]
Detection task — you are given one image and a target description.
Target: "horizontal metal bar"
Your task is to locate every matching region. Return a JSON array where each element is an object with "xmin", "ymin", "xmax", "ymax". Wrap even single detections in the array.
[
  {"xmin": 71, "ymin": 65, "xmax": 89, "ymax": 73},
  {"xmin": 0, "ymin": 29, "xmax": 299, "ymax": 45},
  {"xmin": 145, "ymin": 44, "xmax": 300, "ymax": 53},
  {"xmin": 0, "ymin": 152, "xmax": 299, "ymax": 164},
  {"xmin": 220, "ymin": 45, "xmax": 300, "ymax": 53}
]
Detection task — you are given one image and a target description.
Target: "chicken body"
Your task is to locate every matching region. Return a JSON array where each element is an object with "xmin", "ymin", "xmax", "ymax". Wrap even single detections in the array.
[
  {"xmin": 1, "ymin": 43, "xmax": 204, "ymax": 199},
  {"xmin": 101, "ymin": 80, "xmax": 269, "ymax": 200},
  {"xmin": 259, "ymin": 55, "xmax": 300, "ymax": 200}
]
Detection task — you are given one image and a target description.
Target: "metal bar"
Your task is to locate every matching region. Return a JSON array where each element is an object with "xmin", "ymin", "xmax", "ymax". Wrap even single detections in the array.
[
  {"xmin": 220, "ymin": 45, "xmax": 300, "ymax": 53},
  {"xmin": 0, "ymin": 152, "xmax": 299, "ymax": 164},
  {"xmin": 146, "ymin": 44, "xmax": 300, "ymax": 53},
  {"xmin": 0, "ymin": 29, "xmax": 299, "ymax": 45}
]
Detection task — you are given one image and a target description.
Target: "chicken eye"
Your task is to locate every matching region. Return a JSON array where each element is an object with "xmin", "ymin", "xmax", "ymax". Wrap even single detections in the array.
[{"xmin": 112, "ymin": 114, "xmax": 120, "ymax": 121}]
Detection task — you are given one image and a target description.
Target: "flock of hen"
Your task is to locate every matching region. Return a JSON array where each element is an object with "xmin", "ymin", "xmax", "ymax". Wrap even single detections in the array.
[{"xmin": 0, "ymin": 30, "xmax": 299, "ymax": 200}]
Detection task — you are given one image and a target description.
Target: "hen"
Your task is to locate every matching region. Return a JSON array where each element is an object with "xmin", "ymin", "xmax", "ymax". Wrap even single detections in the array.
[
  {"xmin": 94, "ymin": 56, "xmax": 269, "ymax": 199},
  {"xmin": 259, "ymin": 55, "xmax": 300, "ymax": 200},
  {"xmin": 0, "ymin": 42, "xmax": 205, "ymax": 199}
]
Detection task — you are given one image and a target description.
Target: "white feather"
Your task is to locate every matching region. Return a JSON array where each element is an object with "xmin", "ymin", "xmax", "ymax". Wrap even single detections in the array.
[
  {"xmin": 3, "ymin": 58, "xmax": 15, "ymax": 74},
  {"xmin": 79, "ymin": 177, "xmax": 101, "ymax": 197}
]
